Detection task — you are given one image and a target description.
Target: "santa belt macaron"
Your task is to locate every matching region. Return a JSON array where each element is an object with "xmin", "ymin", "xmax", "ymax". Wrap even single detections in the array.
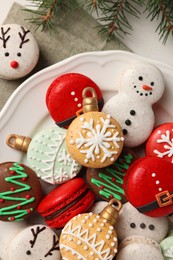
[
  {"xmin": 55, "ymin": 98, "xmax": 104, "ymax": 127},
  {"xmin": 137, "ymin": 190, "xmax": 173, "ymax": 213}
]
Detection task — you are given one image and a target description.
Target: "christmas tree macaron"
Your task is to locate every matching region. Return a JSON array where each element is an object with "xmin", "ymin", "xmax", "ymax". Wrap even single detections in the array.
[
  {"xmin": 0, "ymin": 162, "xmax": 42, "ymax": 222},
  {"xmin": 0, "ymin": 24, "xmax": 39, "ymax": 80}
]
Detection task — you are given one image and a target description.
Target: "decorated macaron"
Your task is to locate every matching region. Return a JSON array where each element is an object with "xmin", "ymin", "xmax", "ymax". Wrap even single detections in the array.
[
  {"xmin": 66, "ymin": 87, "xmax": 124, "ymax": 168},
  {"xmin": 115, "ymin": 202, "xmax": 168, "ymax": 243},
  {"xmin": 0, "ymin": 24, "xmax": 39, "ymax": 79},
  {"xmin": 46, "ymin": 73, "xmax": 104, "ymax": 127},
  {"xmin": 60, "ymin": 198, "xmax": 122, "ymax": 260},
  {"xmin": 117, "ymin": 235, "xmax": 164, "ymax": 260},
  {"xmin": 7, "ymin": 224, "xmax": 61, "ymax": 260},
  {"xmin": 0, "ymin": 162, "xmax": 42, "ymax": 222},
  {"xmin": 146, "ymin": 122, "xmax": 173, "ymax": 163},
  {"xmin": 160, "ymin": 230, "xmax": 173, "ymax": 259},
  {"xmin": 27, "ymin": 126, "xmax": 82, "ymax": 184},
  {"xmin": 37, "ymin": 178, "xmax": 95, "ymax": 228},
  {"xmin": 103, "ymin": 62, "xmax": 165, "ymax": 147},
  {"xmin": 86, "ymin": 148, "xmax": 137, "ymax": 202},
  {"xmin": 123, "ymin": 156, "xmax": 173, "ymax": 217}
]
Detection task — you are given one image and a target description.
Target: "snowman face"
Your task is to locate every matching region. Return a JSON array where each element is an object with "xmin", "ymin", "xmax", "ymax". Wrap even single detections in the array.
[
  {"xmin": 115, "ymin": 202, "xmax": 168, "ymax": 243},
  {"xmin": 8, "ymin": 225, "xmax": 60, "ymax": 260},
  {"xmin": 120, "ymin": 63, "xmax": 165, "ymax": 104},
  {"xmin": 0, "ymin": 24, "xmax": 39, "ymax": 80}
]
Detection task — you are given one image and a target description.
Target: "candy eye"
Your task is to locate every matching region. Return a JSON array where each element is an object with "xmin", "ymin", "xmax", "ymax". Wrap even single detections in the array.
[
  {"xmin": 130, "ymin": 222, "xmax": 136, "ymax": 228},
  {"xmin": 140, "ymin": 223, "xmax": 146, "ymax": 229},
  {"xmin": 149, "ymin": 224, "xmax": 155, "ymax": 230},
  {"xmin": 26, "ymin": 250, "xmax": 31, "ymax": 255},
  {"xmin": 150, "ymin": 82, "xmax": 154, "ymax": 86},
  {"xmin": 17, "ymin": 52, "xmax": 21, "ymax": 57},
  {"xmin": 138, "ymin": 76, "xmax": 143, "ymax": 81},
  {"xmin": 4, "ymin": 52, "xmax": 9, "ymax": 56}
]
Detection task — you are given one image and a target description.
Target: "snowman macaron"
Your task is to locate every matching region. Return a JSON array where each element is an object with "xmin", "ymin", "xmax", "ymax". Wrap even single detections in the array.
[
  {"xmin": 0, "ymin": 24, "xmax": 39, "ymax": 80},
  {"xmin": 103, "ymin": 62, "xmax": 165, "ymax": 147}
]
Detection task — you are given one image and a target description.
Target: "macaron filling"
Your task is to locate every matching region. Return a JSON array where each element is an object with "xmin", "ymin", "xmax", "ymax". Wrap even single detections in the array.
[{"xmin": 45, "ymin": 189, "xmax": 90, "ymax": 221}]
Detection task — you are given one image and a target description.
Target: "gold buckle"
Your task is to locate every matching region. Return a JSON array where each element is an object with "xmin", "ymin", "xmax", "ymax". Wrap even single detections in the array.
[{"xmin": 156, "ymin": 190, "xmax": 173, "ymax": 207}]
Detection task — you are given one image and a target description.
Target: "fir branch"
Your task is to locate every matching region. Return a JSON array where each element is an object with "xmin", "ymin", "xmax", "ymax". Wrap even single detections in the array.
[
  {"xmin": 146, "ymin": 0, "xmax": 173, "ymax": 44},
  {"xmin": 24, "ymin": 0, "xmax": 74, "ymax": 30},
  {"xmin": 81, "ymin": 0, "xmax": 145, "ymax": 41}
]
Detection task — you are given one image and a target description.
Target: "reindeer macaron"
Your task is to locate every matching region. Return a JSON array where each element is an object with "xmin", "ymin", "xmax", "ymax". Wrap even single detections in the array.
[{"xmin": 0, "ymin": 24, "xmax": 39, "ymax": 80}]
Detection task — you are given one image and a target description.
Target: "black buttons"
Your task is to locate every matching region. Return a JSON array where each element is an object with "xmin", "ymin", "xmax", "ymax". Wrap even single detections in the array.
[
  {"xmin": 17, "ymin": 52, "xmax": 21, "ymax": 57},
  {"xmin": 150, "ymin": 82, "xmax": 154, "ymax": 86},
  {"xmin": 130, "ymin": 222, "xmax": 136, "ymax": 228},
  {"xmin": 123, "ymin": 129, "xmax": 128, "ymax": 135},
  {"xmin": 149, "ymin": 224, "xmax": 155, "ymax": 230},
  {"xmin": 125, "ymin": 119, "xmax": 131, "ymax": 126},
  {"xmin": 138, "ymin": 76, "xmax": 143, "ymax": 81},
  {"xmin": 140, "ymin": 223, "xmax": 146, "ymax": 229},
  {"xmin": 130, "ymin": 110, "xmax": 136, "ymax": 116},
  {"xmin": 4, "ymin": 52, "xmax": 9, "ymax": 56}
]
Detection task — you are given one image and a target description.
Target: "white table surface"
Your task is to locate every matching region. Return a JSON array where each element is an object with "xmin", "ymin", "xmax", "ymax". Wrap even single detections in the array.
[{"xmin": 0, "ymin": 0, "xmax": 173, "ymax": 67}]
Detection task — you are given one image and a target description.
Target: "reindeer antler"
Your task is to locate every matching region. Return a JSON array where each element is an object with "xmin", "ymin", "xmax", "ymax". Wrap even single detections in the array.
[
  {"xmin": 29, "ymin": 226, "xmax": 46, "ymax": 248},
  {"xmin": 44, "ymin": 235, "xmax": 59, "ymax": 257},
  {"xmin": 18, "ymin": 26, "xmax": 30, "ymax": 48},
  {"xmin": 0, "ymin": 27, "xmax": 10, "ymax": 48}
]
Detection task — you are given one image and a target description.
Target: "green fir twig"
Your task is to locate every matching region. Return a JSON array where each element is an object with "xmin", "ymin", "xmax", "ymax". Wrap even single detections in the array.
[
  {"xmin": 24, "ymin": 0, "xmax": 173, "ymax": 44},
  {"xmin": 146, "ymin": 0, "xmax": 173, "ymax": 44}
]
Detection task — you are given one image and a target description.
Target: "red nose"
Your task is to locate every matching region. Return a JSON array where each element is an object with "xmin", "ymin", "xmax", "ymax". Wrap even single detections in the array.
[
  {"xmin": 10, "ymin": 61, "xmax": 19, "ymax": 69},
  {"xmin": 142, "ymin": 85, "xmax": 153, "ymax": 91}
]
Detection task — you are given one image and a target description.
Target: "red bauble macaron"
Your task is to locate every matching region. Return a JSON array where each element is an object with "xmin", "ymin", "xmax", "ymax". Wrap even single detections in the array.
[
  {"xmin": 37, "ymin": 178, "xmax": 95, "ymax": 228},
  {"xmin": 46, "ymin": 73, "xmax": 104, "ymax": 128},
  {"xmin": 146, "ymin": 122, "xmax": 173, "ymax": 163},
  {"xmin": 123, "ymin": 156, "xmax": 173, "ymax": 217}
]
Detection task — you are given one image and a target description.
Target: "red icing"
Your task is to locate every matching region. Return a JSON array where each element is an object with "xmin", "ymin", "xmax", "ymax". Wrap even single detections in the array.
[
  {"xmin": 46, "ymin": 73, "xmax": 103, "ymax": 127},
  {"xmin": 10, "ymin": 61, "xmax": 19, "ymax": 69},
  {"xmin": 25, "ymin": 195, "xmax": 31, "ymax": 199},
  {"xmin": 10, "ymin": 171, "xmax": 15, "ymax": 175},
  {"xmin": 10, "ymin": 217, "xmax": 15, "ymax": 221},
  {"xmin": 22, "ymin": 177, "xmax": 27, "ymax": 181},
  {"xmin": 100, "ymin": 185, "xmax": 105, "ymax": 189},
  {"xmin": 123, "ymin": 156, "xmax": 173, "ymax": 217},
  {"xmin": 111, "ymin": 177, "xmax": 116, "ymax": 182},
  {"xmin": 0, "ymin": 199, "xmax": 4, "ymax": 203},
  {"xmin": 17, "ymin": 205, "xmax": 21, "ymax": 209},
  {"xmin": 10, "ymin": 187, "xmax": 15, "ymax": 191}
]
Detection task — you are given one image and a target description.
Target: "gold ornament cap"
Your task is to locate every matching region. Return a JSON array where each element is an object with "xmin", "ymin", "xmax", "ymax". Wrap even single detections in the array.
[
  {"xmin": 100, "ymin": 198, "xmax": 122, "ymax": 227},
  {"xmin": 6, "ymin": 134, "xmax": 31, "ymax": 153},
  {"xmin": 82, "ymin": 87, "xmax": 98, "ymax": 113}
]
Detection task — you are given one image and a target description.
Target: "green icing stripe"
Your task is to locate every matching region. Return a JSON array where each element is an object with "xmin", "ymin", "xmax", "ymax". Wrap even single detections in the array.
[
  {"xmin": 91, "ymin": 153, "xmax": 133, "ymax": 200},
  {"xmin": 0, "ymin": 163, "xmax": 35, "ymax": 221}
]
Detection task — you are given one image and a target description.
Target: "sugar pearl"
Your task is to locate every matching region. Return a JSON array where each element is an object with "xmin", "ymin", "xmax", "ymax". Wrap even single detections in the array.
[
  {"xmin": 106, "ymin": 235, "xmax": 110, "ymax": 239},
  {"xmin": 77, "ymin": 240, "xmax": 82, "ymax": 245},
  {"xmin": 84, "ymin": 246, "xmax": 88, "ymax": 250}
]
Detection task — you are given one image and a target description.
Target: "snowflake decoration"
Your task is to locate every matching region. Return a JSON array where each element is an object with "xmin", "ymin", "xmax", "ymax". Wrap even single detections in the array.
[
  {"xmin": 154, "ymin": 130, "xmax": 173, "ymax": 163},
  {"xmin": 72, "ymin": 115, "xmax": 124, "ymax": 163}
]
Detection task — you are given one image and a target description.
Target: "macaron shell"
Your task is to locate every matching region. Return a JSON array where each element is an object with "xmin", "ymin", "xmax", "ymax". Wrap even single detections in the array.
[
  {"xmin": 146, "ymin": 122, "xmax": 173, "ymax": 163},
  {"xmin": 27, "ymin": 126, "xmax": 82, "ymax": 184},
  {"xmin": 0, "ymin": 24, "xmax": 39, "ymax": 80},
  {"xmin": 123, "ymin": 156, "xmax": 173, "ymax": 217},
  {"xmin": 117, "ymin": 235, "xmax": 164, "ymax": 260},
  {"xmin": 86, "ymin": 148, "xmax": 137, "ymax": 202},
  {"xmin": 46, "ymin": 73, "xmax": 104, "ymax": 126},
  {"xmin": 46, "ymin": 189, "xmax": 95, "ymax": 228},
  {"xmin": 0, "ymin": 162, "xmax": 42, "ymax": 222},
  {"xmin": 7, "ymin": 225, "xmax": 61, "ymax": 260},
  {"xmin": 66, "ymin": 112, "xmax": 124, "ymax": 168},
  {"xmin": 115, "ymin": 202, "xmax": 168, "ymax": 243},
  {"xmin": 160, "ymin": 233, "xmax": 173, "ymax": 259},
  {"xmin": 37, "ymin": 178, "xmax": 95, "ymax": 228}
]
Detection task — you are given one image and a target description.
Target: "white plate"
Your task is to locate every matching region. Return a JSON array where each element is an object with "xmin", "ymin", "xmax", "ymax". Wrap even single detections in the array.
[
  {"xmin": 1, "ymin": 50, "xmax": 173, "ymax": 165},
  {"xmin": 0, "ymin": 50, "xmax": 173, "ymax": 258}
]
